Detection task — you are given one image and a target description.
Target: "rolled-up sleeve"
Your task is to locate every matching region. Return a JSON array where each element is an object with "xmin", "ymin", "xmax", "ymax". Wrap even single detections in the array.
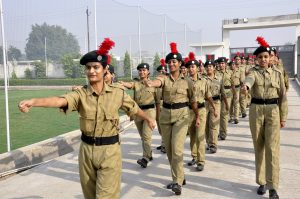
[{"xmin": 60, "ymin": 91, "xmax": 80, "ymax": 113}]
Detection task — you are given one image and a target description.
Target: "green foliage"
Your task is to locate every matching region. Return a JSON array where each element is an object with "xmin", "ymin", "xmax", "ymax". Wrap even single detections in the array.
[
  {"xmin": 153, "ymin": 52, "xmax": 161, "ymax": 76},
  {"xmin": 25, "ymin": 22, "xmax": 80, "ymax": 61},
  {"xmin": 123, "ymin": 51, "xmax": 131, "ymax": 78},
  {"xmin": 34, "ymin": 61, "xmax": 46, "ymax": 78},
  {"xmin": 0, "ymin": 46, "xmax": 22, "ymax": 63},
  {"xmin": 61, "ymin": 53, "xmax": 84, "ymax": 78},
  {"xmin": 110, "ymin": 54, "xmax": 118, "ymax": 67},
  {"xmin": 11, "ymin": 69, "xmax": 17, "ymax": 79},
  {"xmin": 24, "ymin": 68, "xmax": 32, "ymax": 79}
]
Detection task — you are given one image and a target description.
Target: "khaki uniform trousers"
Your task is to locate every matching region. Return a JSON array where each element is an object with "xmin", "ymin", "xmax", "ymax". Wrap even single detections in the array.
[
  {"xmin": 219, "ymin": 95, "xmax": 232, "ymax": 137},
  {"xmin": 239, "ymin": 91, "xmax": 247, "ymax": 115},
  {"xmin": 156, "ymin": 102, "xmax": 165, "ymax": 148},
  {"xmin": 135, "ymin": 108, "xmax": 156, "ymax": 161},
  {"xmin": 160, "ymin": 114, "xmax": 189, "ymax": 185},
  {"xmin": 249, "ymin": 104, "xmax": 280, "ymax": 190},
  {"xmin": 230, "ymin": 88, "xmax": 240, "ymax": 120},
  {"xmin": 79, "ymin": 142, "xmax": 121, "ymax": 199},
  {"xmin": 189, "ymin": 107, "xmax": 207, "ymax": 165},
  {"xmin": 205, "ymin": 100, "xmax": 221, "ymax": 148}
]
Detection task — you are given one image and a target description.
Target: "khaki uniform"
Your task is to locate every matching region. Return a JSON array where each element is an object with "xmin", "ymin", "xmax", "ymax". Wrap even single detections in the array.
[
  {"xmin": 189, "ymin": 74, "xmax": 211, "ymax": 165},
  {"xmin": 155, "ymin": 87, "xmax": 165, "ymax": 148},
  {"xmin": 274, "ymin": 61, "xmax": 289, "ymax": 91},
  {"xmin": 205, "ymin": 74, "xmax": 224, "ymax": 148},
  {"xmin": 157, "ymin": 74, "xmax": 195, "ymax": 185},
  {"xmin": 132, "ymin": 80, "xmax": 157, "ymax": 161},
  {"xmin": 245, "ymin": 64, "xmax": 254, "ymax": 107},
  {"xmin": 230, "ymin": 67, "xmax": 242, "ymax": 120},
  {"xmin": 218, "ymin": 69, "xmax": 233, "ymax": 138},
  {"xmin": 239, "ymin": 64, "xmax": 247, "ymax": 115},
  {"xmin": 62, "ymin": 83, "xmax": 139, "ymax": 199},
  {"xmin": 244, "ymin": 66, "xmax": 288, "ymax": 190}
]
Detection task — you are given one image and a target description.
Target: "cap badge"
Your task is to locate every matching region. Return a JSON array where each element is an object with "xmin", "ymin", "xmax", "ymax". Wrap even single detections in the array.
[{"xmin": 97, "ymin": 55, "xmax": 102, "ymax": 61}]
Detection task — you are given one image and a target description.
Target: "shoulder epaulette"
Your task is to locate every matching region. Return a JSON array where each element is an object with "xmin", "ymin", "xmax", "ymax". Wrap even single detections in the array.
[{"xmin": 109, "ymin": 82, "xmax": 126, "ymax": 90}]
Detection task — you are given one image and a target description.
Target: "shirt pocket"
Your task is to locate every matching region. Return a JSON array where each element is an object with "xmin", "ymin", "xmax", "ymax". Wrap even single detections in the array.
[
  {"xmin": 103, "ymin": 113, "xmax": 120, "ymax": 132},
  {"xmin": 271, "ymin": 81, "xmax": 280, "ymax": 88},
  {"xmin": 79, "ymin": 114, "xmax": 96, "ymax": 133}
]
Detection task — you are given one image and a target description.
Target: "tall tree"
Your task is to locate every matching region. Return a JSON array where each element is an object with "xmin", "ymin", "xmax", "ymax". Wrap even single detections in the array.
[
  {"xmin": 34, "ymin": 61, "xmax": 46, "ymax": 78},
  {"xmin": 153, "ymin": 52, "xmax": 161, "ymax": 76},
  {"xmin": 25, "ymin": 23, "xmax": 80, "ymax": 61},
  {"xmin": 61, "ymin": 53, "xmax": 84, "ymax": 78},
  {"xmin": 123, "ymin": 51, "xmax": 131, "ymax": 78},
  {"xmin": 0, "ymin": 46, "xmax": 22, "ymax": 63}
]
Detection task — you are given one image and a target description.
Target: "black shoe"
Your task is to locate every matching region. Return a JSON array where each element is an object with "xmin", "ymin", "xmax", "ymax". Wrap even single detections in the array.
[
  {"xmin": 137, "ymin": 158, "xmax": 148, "ymax": 168},
  {"xmin": 166, "ymin": 182, "xmax": 174, "ymax": 189},
  {"xmin": 269, "ymin": 189, "xmax": 279, "ymax": 199},
  {"xmin": 172, "ymin": 183, "xmax": 182, "ymax": 195},
  {"xmin": 219, "ymin": 134, "xmax": 226, "ymax": 140},
  {"xmin": 156, "ymin": 145, "xmax": 162, "ymax": 150},
  {"xmin": 187, "ymin": 158, "xmax": 196, "ymax": 166},
  {"xmin": 167, "ymin": 179, "xmax": 186, "ymax": 189},
  {"xmin": 257, "ymin": 185, "xmax": 266, "ymax": 195},
  {"xmin": 233, "ymin": 119, "xmax": 239, "ymax": 124},
  {"xmin": 228, "ymin": 118, "xmax": 233, "ymax": 123},
  {"xmin": 196, "ymin": 164, "xmax": 204, "ymax": 171},
  {"xmin": 242, "ymin": 113, "xmax": 247, "ymax": 118},
  {"xmin": 149, "ymin": 156, "xmax": 153, "ymax": 161},
  {"xmin": 161, "ymin": 146, "xmax": 166, "ymax": 153},
  {"xmin": 209, "ymin": 146, "xmax": 217, "ymax": 154}
]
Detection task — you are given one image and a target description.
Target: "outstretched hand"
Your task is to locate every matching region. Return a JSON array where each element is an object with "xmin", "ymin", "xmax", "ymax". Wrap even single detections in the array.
[{"xmin": 18, "ymin": 99, "xmax": 33, "ymax": 113}]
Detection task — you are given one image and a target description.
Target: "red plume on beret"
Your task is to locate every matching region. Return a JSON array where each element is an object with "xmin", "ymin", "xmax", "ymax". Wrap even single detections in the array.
[
  {"xmin": 188, "ymin": 52, "xmax": 196, "ymax": 61},
  {"xmin": 242, "ymin": 53, "xmax": 244, "ymax": 57},
  {"xmin": 170, "ymin": 42, "xmax": 178, "ymax": 54},
  {"xmin": 256, "ymin": 36, "xmax": 269, "ymax": 48},
  {"xmin": 207, "ymin": 54, "xmax": 212, "ymax": 60},
  {"xmin": 160, "ymin": 58, "xmax": 166, "ymax": 66},
  {"xmin": 184, "ymin": 57, "xmax": 189, "ymax": 64},
  {"xmin": 199, "ymin": 59, "xmax": 202, "ymax": 64},
  {"xmin": 236, "ymin": 52, "xmax": 240, "ymax": 57},
  {"xmin": 97, "ymin": 38, "xmax": 115, "ymax": 56}
]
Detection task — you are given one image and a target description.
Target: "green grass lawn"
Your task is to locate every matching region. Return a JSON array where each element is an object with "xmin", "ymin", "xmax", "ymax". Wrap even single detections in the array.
[
  {"xmin": 0, "ymin": 90, "xmax": 80, "ymax": 153},
  {"xmin": 0, "ymin": 89, "xmax": 134, "ymax": 153}
]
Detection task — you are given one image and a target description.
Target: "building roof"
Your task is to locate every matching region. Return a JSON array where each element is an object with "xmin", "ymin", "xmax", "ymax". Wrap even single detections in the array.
[{"xmin": 189, "ymin": 42, "xmax": 224, "ymax": 48}]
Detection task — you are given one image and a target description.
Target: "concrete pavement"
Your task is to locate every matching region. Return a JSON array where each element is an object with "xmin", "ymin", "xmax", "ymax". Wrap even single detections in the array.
[{"xmin": 0, "ymin": 80, "xmax": 299, "ymax": 199}]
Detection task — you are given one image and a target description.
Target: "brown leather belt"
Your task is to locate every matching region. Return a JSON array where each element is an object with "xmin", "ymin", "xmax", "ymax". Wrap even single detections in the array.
[{"xmin": 81, "ymin": 133, "xmax": 119, "ymax": 146}]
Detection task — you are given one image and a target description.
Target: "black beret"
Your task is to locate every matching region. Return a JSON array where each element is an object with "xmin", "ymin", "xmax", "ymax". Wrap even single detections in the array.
[
  {"xmin": 165, "ymin": 52, "xmax": 183, "ymax": 63},
  {"xmin": 80, "ymin": 50, "xmax": 108, "ymax": 66},
  {"xmin": 204, "ymin": 60, "xmax": 214, "ymax": 67},
  {"xmin": 253, "ymin": 46, "xmax": 271, "ymax": 56},
  {"xmin": 186, "ymin": 60, "xmax": 200, "ymax": 67},
  {"xmin": 217, "ymin": 57, "xmax": 226, "ymax": 63},
  {"xmin": 156, "ymin": 65, "xmax": 166, "ymax": 72},
  {"xmin": 137, "ymin": 63, "xmax": 150, "ymax": 70}
]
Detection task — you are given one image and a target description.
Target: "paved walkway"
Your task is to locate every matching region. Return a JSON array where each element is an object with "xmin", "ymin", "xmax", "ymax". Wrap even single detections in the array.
[{"xmin": 1, "ymin": 81, "xmax": 300, "ymax": 199}]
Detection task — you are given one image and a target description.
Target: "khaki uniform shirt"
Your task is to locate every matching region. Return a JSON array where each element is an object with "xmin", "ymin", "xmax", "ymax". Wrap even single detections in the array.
[
  {"xmin": 132, "ymin": 80, "xmax": 157, "ymax": 106},
  {"xmin": 157, "ymin": 74, "xmax": 196, "ymax": 124},
  {"xmin": 190, "ymin": 74, "xmax": 212, "ymax": 104},
  {"xmin": 232, "ymin": 68, "xmax": 242, "ymax": 87},
  {"xmin": 239, "ymin": 64, "xmax": 246, "ymax": 83},
  {"xmin": 206, "ymin": 74, "xmax": 225, "ymax": 98},
  {"xmin": 218, "ymin": 69, "xmax": 233, "ymax": 97},
  {"xmin": 244, "ymin": 66, "xmax": 288, "ymax": 121},
  {"xmin": 62, "ymin": 83, "xmax": 139, "ymax": 137}
]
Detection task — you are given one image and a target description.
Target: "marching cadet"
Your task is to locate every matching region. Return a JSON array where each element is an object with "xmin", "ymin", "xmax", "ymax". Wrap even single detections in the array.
[
  {"xmin": 229, "ymin": 59, "xmax": 242, "ymax": 124},
  {"xmin": 186, "ymin": 52, "xmax": 216, "ymax": 171},
  {"xmin": 180, "ymin": 58, "xmax": 189, "ymax": 77},
  {"xmin": 241, "ymin": 37, "xmax": 288, "ymax": 199},
  {"xmin": 198, "ymin": 60, "xmax": 207, "ymax": 77},
  {"xmin": 269, "ymin": 47, "xmax": 290, "ymax": 91},
  {"xmin": 237, "ymin": 53, "xmax": 248, "ymax": 118},
  {"xmin": 204, "ymin": 59, "xmax": 227, "ymax": 153},
  {"xmin": 119, "ymin": 63, "xmax": 157, "ymax": 168},
  {"xmin": 217, "ymin": 57, "xmax": 232, "ymax": 140},
  {"xmin": 144, "ymin": 42, "xmax": 200, "ymax": 195},
  {"xmin": 155, "ymin": 59, "xmax": 167, "ymax": 153},
  {"xmin": 18, "ymin": 38, "xmax": 156, "ymax": 199}
]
